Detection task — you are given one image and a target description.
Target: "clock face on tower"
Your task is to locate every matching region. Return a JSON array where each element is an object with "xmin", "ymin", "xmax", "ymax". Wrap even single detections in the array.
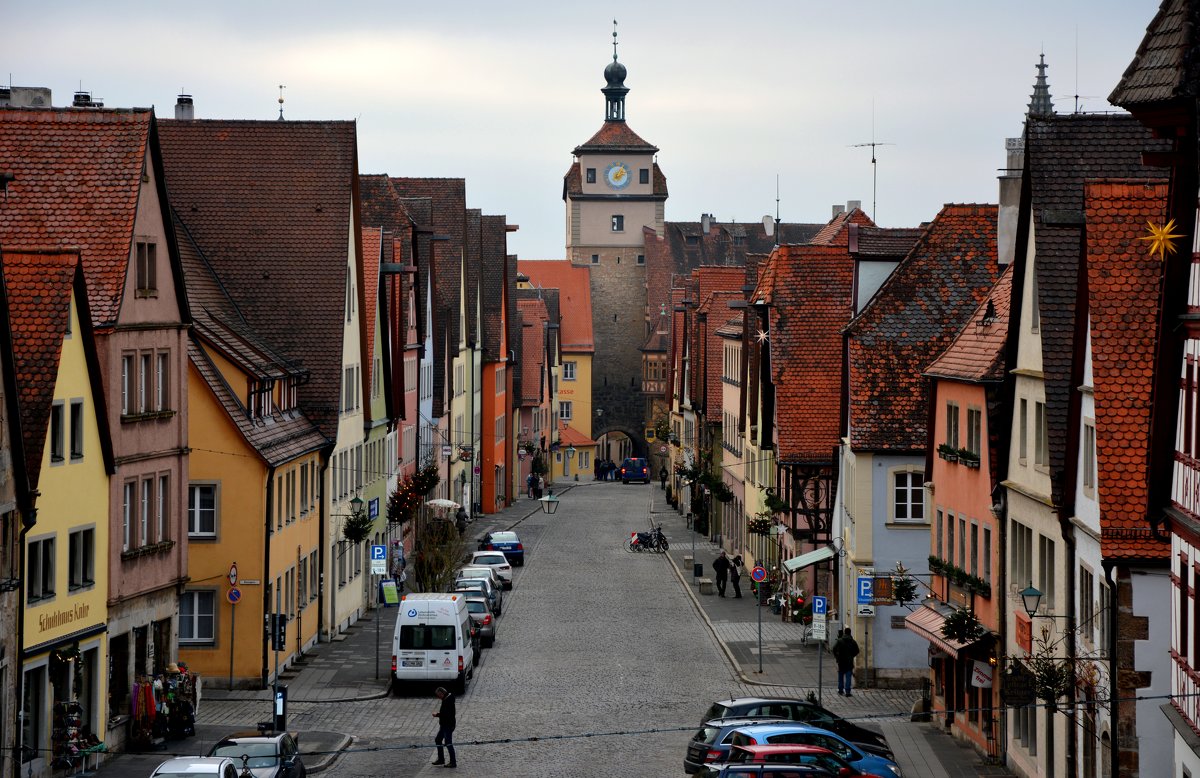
[{"xmin": 605, "ymin": 161, "xmax": 631, "ymax": 190}]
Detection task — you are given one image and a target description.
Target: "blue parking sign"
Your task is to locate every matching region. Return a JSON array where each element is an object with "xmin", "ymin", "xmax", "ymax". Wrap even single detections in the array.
[
  {"xmin": 857, "ymin": 577, "xmax": 874, "ymax": 604},
  {"xmin": 370, "ymin": 545, "xmax": 386, "ymax": 562},
  {"xmin": 811, "ymin": 596, "xmax": 827, "ymax": 616}
]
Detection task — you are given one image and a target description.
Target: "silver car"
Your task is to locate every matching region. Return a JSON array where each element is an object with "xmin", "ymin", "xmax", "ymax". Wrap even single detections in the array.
[
  {"xmin": 454, "ymin": 575, "xmax": 502, "ymax": 616},
  {"xmin": 150, "ymin": 756, "xmax": 241, "ymax": 778}
]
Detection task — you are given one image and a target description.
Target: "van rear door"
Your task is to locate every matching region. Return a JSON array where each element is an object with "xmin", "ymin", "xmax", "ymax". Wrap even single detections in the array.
[{"xmin": 396, "ymin": 624, "xmax": 457, "ymax": 678}]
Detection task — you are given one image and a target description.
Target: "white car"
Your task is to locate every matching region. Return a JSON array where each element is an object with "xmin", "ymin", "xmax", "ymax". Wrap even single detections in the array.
[
  {"xmin": 150, "ymin": 756, "xmax": 241, "ymax": 778},
  {"xmin": 456, "ymin": 564, "xmax": 505, "ymax": 593},
  {"xmin": 470, "ymin": 550, "xmax": 514, "ymax": 589}
]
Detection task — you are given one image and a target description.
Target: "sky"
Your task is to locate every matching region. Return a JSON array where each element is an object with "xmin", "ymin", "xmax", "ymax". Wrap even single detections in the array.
[{"xmin": 8, "ymin": 1, "xmax": 1158, "ymax": 259}]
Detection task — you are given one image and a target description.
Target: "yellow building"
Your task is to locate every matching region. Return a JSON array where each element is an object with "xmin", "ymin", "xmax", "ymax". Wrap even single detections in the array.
[
  {"xmin": 6, "ymin": 252, "xmax": 112, "ymax": 776},
  {"xmin": 178, "ymin": 232, "xmax": 328, "ymax": 688}
]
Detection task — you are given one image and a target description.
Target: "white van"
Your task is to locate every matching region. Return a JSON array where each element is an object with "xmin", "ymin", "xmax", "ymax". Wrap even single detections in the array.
[{"xmin": 391, "ymin": 593, "xmax": 476, "ymax": 694}]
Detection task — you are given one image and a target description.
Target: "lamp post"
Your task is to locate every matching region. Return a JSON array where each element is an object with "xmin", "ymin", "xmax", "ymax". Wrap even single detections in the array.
[
  {"xmin": 1020, "ymin": 583, "xmax": 1043, "ymax": 618},
  {"xmin": 539, "ymin": 490, "xmax": 560, "ymax": 515}
]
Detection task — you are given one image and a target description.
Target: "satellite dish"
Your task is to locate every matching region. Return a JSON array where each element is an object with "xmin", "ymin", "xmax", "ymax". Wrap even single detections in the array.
[{"xmin": 762, "ymin": 215, "xmax": 775, "ymax": 237}]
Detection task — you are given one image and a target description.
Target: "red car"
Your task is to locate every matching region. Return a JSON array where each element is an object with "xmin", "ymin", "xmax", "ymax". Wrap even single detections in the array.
[{"xmin": 712, "ymin": 743, "xmax": 885, "ymax": 777}]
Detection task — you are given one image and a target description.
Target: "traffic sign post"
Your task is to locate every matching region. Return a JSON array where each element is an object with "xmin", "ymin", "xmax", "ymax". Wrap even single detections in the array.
[
  {"xmin": 857, "ymin": 568, "xmax": 876, "ymax": 617},
  {"xmin": 370, "ymin": 544, "xmax": 387, "ymax": 575},
  {"xmin": 751, "ymin": 566, "xmax": 769, "ymax": 675}
]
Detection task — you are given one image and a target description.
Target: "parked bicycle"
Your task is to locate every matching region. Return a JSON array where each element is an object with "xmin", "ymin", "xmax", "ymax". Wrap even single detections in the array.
[{"xmin": 626, "ymin": 525, "xmax": 669, "ymax": 553}]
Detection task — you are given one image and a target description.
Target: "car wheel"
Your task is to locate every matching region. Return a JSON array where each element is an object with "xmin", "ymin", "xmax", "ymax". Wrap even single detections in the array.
[
  {"xmin": 390, "ymin": 678, "xmax": 404, "ymax": 697},
  {"xmin": 454, "ymin": 671, "xmax": 468, "ymax": 695},
  {"xmin": 485, "ymin": 637, "xmax": 495, "ymax": 648}
]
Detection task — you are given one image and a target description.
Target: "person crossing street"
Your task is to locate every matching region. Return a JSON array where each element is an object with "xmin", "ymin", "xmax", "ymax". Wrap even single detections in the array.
[{"xmin": 712, "ymin": 550, "xmax": 731, "ymax": 597}]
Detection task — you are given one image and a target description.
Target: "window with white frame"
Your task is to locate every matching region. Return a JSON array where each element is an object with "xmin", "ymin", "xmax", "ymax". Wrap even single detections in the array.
[
  {"xmin": 983, "ymin": 526, "xmax": 992, "ymax": 583},
  {"xmin": 179, "ymin": 590, "xmax": 215, "ymax": 643},
  {"xmin": 946, "ymin": 402, "xmax": 960, "ymax": 449},
  {"xmin": 68, "ymin": 527, "xmax": 95, "ymax": 590},
  {"xmin": 140, "ymin": 352, "xmax": 152, "ymax": 413},
  {"xmin": 1079, "ymin": 565, "xmax": 1095, "ymax": 646},
  {"xmin": 156, "ymin": 352, "xmax": 169, "ymax": 411},
  {"xmin": 27, "ymin": 535, "xmax": 54, "ymax": 602},
  {"xmin": 122, "ymin": 354, "xmax": 134, "ymax": 415},
  {"xmin": 69, "ymin": 400, "xmax": 84, "ymax": 460},
  {"xmin": 563, "ymin": 361, "xmax": 576, "ymax": 381},
  {"xmin": 188, "ymin": 484, "xmax": 217, "ymax": 537},
  {"xmin": 1083, "ymin": 420, "xmax": 1096, "ymax": 494},
  {"xmin": 1011, "ymin": 520, "xmax": 1033, "ymax": 590},
  {"xmin": 967, "ymin": 407, "xmax": 982, "ymax": 455},
  {"xmin": 157, "ymin": 474, "xmax": 168, "ymax": 543},
  {"xmin": 892, "ymin": 469, "xmax": 924, "ymax": 523},
  {"xmin": 140, "ymin": 478, "xmax": 152, "ymax": 546},
  {"xmin": 560, "ymin": 401, "xmax": 573, "ymax": 421},
  {"xmin": 1038, "ymin": 534, "xmax": 1056, "ymax": 610},
  {"xmin": 122, "ymin": 481, "xmax": 135, "ymax": 551},
  {"xmin": 135, "ymin": 241, "xmax": 157, "ymax": 295},
  {"xmin": 1035, "ymin": 401, "xmax": 1048, "ymax": 468},
  {"xmin": 1019, "ymin": 398, "xmax": 1028, "ymax": 462}
]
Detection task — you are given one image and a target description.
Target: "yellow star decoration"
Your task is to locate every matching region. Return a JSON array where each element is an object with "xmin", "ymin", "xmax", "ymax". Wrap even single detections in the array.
[{"xmin": 1139, "ymin": 219, "xmax": 1183, "ymax": 261}]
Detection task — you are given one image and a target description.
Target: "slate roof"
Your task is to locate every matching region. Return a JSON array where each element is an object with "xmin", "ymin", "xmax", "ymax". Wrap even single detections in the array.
[
  {"xmin": 3, "ymin": 250, "xmax": 82, "ymax": 487},
  {"xmin": 480, "ymin": 216, "xmax": 509, "ymax": 363},
  {"xmin": 518, "ymin": 261, "xmax": 594, "ymax": 353},
  {"xmin": 1018, "ymin": 114, "xmax": 1169, "ymax": 507},
  {"xmin": 158, "ymin": 119, "xmax": 359, "ymax": 441},
  {"xmin": 768, "ymin": 244, "xmax": 856, "ymax": 464},
  {"xmin": 925, "ymin": 266, "xmax": 1014, "ymax": 384},
  {"xmin": 0, "ymin": 108, "xmax": 157, "ymax": 326},
  {"xmin": 573, "ymin": 120, "xmax": 659, "ymax": 154},
  {"xmin": 1110, "ymin": 0, "xmax": 1197, "ymax": 107},
  {"xmin": 850, "ymin": 225, "xmax": 925, "ymax": 258},
  {"xmin": 1084, "ymin": 179, "xmax": 1171, "ymax": 559},
  {"xmin": 845, "ymin": 204, "xmax": 1000, "ymax": 451}
]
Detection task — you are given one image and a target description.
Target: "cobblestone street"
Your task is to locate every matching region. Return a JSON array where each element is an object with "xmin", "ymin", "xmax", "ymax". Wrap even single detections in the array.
[{"xmin": 99, "ymin": 480, "xmax": 1004, "ymax": 777}]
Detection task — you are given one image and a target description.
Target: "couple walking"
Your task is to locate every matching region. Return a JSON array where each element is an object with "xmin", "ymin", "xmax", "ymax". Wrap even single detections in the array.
[{"xmin": 711, "ymin": 550, "xmax": 743, "ymax": 598}]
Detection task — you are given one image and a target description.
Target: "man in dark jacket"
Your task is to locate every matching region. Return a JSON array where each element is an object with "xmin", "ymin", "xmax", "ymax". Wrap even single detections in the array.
[
  {"xmin": 832, "ymin": 629, "xmax": 861, "ymax": 697},
  {"xmin": 432, "ymin": 686, "xmax": 457, "ymax": 768},
  {"xmin": 712, "ymin": 551, "xmax": 732, "ymax": 597}
]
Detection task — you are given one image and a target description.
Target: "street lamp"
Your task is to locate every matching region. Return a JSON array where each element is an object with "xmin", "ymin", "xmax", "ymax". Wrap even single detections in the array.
[
  {"xmin": 1020, "ymin": 582, "xmax": 1043, "ymax": 618},
  {"xmin": 539, "ymin": 491, "xmax": 560, "ymax": 514}
]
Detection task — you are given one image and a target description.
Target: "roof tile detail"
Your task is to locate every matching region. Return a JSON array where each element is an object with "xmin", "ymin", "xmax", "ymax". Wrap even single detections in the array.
[
  {"xmin": 519, "ymin": 261, "xmax": 594, "ymax": 353},
  {"xmin": 925, "ymin": 266, "xmax": 1014, "ymax": 384},
  {"xmin": 573, "ymin": 121, "xmax": 659, "ymax": 154}
]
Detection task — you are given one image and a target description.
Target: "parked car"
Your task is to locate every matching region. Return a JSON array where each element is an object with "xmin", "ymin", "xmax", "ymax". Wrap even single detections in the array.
[
  {"xmin": 454, "ymin": 575, "xmax": 502, "ymax": 616},
  {"xmin": 720, "ymin": 744, "xmax": 885, "ymax": 777},
  {"xmin": 620, "ymin": 457, "xmax": 650, "ymax": 483},
  {"xmin": 150, "ymin": 757, "xmax": 241, "ymax": 778},
  {"xmin": 207, "ymin": 730, "xmax": 306, "ymax": 778},
  {"xmin": 728, "ymin": 724, "xmax": 901, "ymax": 778},
  {"xmin": 456, "ymin": 564, "xmax": 506, "ymax": 594},
  {"xmin": 478, "ymin": 530, "xmax": 525, "ymax": 566},
  {"xmin": 464, "ymin": 595, "xmax": 497, "ymax": 647},
  {"xmin": 469, "ymin": 550, "xmax": 514, "ymax": 589},
  {"xmin": 685, "ymin": 716, "xmax": 790, "ymax": 773},
  {"xmin": 702, "ymin": 697, "xmax": 892, "ymax": 759},
  {"xmin": 696, "ymin": 764, "xmax": 843, "ymax": 777}
]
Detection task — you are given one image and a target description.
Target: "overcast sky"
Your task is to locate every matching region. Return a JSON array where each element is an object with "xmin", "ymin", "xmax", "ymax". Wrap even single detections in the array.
[{"xmin": 8, "ymin": 1, "xmax": 1156, "ymax": 259}]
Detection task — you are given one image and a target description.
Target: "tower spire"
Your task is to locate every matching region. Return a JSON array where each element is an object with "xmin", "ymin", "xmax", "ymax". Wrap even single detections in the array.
[
  {"xmin": 602, "ymin": 19, "xmax": 629, "ymax": 122},
  {"xmin": 1027, "ymin": 53, "xmax": 1055, "ymax": 117}
]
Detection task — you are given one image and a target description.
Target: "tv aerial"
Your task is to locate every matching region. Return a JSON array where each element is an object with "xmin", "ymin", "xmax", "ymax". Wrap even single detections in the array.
[{"xmin": 849, "ymin": 103, "xmax": 894, "ymax": 223}]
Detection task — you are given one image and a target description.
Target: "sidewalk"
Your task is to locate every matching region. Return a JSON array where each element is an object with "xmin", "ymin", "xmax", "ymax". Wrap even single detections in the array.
[{"xmin": 648, "ymin": 486, "xmax": 1012, "ymax": 778}]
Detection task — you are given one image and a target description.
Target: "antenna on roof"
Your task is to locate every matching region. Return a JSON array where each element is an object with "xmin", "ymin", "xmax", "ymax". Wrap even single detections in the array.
[
  {"xmin": 277, "ymin": 84, "xmax": 286, "ymax": 121},
  {"xmin": 1071, "ymin": 31, "xmax": 1098, "ymax": 113},
  {"xmin": 849, "ymin": 101, "xmax": 894, "ymax": 223},
  {"xmin": 775, "ymin": 174, "xmax": 781, "ymax": 226}
]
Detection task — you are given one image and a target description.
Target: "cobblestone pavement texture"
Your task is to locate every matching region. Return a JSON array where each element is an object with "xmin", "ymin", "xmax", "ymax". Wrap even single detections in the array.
[{"xmin": 96, "ymin": 480, "xmax": 1010, "ymax": 777}]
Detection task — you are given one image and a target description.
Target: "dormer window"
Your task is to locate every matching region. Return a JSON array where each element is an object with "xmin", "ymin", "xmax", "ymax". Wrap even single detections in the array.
[
  {"xmin": 249, "ymin": 380, "xmax": 273, "ymax": 418},
  {"xmin": 136, "ymin": 241, "xmax": 157, "ymax": 297}
]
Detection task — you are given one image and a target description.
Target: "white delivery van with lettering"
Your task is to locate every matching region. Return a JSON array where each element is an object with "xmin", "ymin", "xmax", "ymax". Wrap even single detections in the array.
[{"xmin": 391, "ymin": 593, "xmax": 475, "ymax": 694}]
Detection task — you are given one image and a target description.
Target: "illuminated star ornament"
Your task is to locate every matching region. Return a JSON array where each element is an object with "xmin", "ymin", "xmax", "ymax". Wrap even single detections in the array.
[
  {"xmin": 756, "ymin": 329, "xmax": 769, "ymax": 343},
  {"xmin": 1138, "ymin": 219, "xmax": 1183, "ymax": 261}
]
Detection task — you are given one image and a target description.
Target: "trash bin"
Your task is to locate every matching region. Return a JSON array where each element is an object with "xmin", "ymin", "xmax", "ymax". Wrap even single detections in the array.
[{"xmin": 693, "ymin": 563, "xmax": 703, "ymax": 579}]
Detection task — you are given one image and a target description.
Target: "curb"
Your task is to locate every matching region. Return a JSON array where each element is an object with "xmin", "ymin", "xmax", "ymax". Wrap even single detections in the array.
[
  {"xmin": 308, "ymin": 733, "xmax": 353, "ymax": 773},
  {"xmin": 204, "ymin": 686, "xmax": 391, "ymax": 704},
  {"xmin": 663, "ymin": 545, "xmax": 794, "ymax": 689}
]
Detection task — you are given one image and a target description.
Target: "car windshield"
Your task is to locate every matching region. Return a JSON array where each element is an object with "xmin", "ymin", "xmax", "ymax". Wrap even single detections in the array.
[
  {"xmin": 210, "ymin": 743, "xmax": 277, "ymax": 768},
  {"xmin": 474, "ymin": 554, "xmax": 506, "ymax": 565},
  {"xmin": 399, "ymin": 624, "xmax": 456, "ymax": 650}
]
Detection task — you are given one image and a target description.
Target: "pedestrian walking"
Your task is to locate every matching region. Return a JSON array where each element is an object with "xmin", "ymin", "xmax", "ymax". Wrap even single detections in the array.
[
  {"xmin": 832, "ymin": 629, "xmax": 861, "ymax": 696},
  {"xmin": 659, "ymin": 466, "xmax": 668, "ymax": 489},
  {"xmin": 730, "ymin": 554, "xmax": 744, "ymax": 598},
  {"xmin": 712, "ymin": 550, "xmax": 731, "ymax": 597},
  {"xmin": 455, "ymin": 506, "xmax": 468, "ymax": 536},
  {"xmin": 536, "ymin": 474, "xmax": 545, "ymax": 499},
  {"xmin": 431, "ymin": 686, "xmax": 457, "ymax": 768},
  {"xmin": 526, "ymin": 473, "xmax": 535, "ymax": 498}
]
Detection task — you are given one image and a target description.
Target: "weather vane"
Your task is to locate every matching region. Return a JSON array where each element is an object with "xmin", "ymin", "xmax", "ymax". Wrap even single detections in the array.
[
  {"xmin": 612, "ymin": 19, "xmax": 619, "ymax": 61},
  {"xmin": 277, "ymin": 84, "xmax": 285, "ymax": 121}
]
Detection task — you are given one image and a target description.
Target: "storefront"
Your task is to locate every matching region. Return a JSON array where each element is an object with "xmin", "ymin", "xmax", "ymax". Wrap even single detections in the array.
[{"xmin": 21, "ymin": 626, "xmax": 106, "ymax": 776}]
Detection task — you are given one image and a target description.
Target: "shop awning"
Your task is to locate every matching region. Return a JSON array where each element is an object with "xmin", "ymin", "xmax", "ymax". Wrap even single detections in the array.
[
  {"xmin": 781, "ymin": 546, "xmax": 836, "ymax": 573},
  {"xmin": 904, "ymin": 603, "xmax": 979, "ymax": 659}
]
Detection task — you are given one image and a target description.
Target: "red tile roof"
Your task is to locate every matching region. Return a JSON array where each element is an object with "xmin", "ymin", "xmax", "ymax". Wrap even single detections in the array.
[
  {"xmin": 573, "ymin": 121, "xmax": 659, "ymax": 154},
  {"xmin": 0, "ymin": 108, "xmax": 152, "ymax": 325},
  {"xmin": 845, "ymin": 204, "xmax": 1000, "ymax": 452},
  {"xmin": 1085, "ymin": 179, "xmax": 1171, "ymax": 559},
  {"xmin": 2, "ymin": 250, "xmax": 80, "ymax": 487},
  {"xmin": 519, "ymin": 261, "xmax": 594, "ymax": 353},
  {"xmin": 925, "ymin": 266, "xmax": 1013, "ymax": 384},
  {"xmin": 361, "ymin": 227, "xmax": 383, "ymax": 421},
  {"xmin": 770, "ymin": 244, "xmax": 856, "ymax": 463},
  {"xmin": 517, "ymin": 298, "xmax": 549, "ymax": 406},
  {"xmin": 158, "ymin": 119, "xmax": 359, "ymax": 440},
  {"xmin": 557, "ymin": 421, "xmax": 597, "ymax": 447},
  {"xmin": 809, "ymin": 208, "xmax": 875, "ymax": 246}
]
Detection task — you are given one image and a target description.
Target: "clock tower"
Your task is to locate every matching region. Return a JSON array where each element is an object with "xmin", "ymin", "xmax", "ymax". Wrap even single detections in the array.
[{"xmin": 563, "ymin": 27, "xmax": 667, "ymax": 458}]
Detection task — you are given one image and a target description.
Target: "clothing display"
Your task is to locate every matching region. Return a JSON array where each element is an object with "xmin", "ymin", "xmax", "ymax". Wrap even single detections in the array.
[{"xmin": 128, "ymin": 665, "xmax": 198, "ymax": 750}]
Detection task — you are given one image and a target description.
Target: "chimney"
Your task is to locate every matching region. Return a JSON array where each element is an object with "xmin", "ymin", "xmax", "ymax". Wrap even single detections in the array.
[
  {"xmin": 701, "ymin": 213, "xmax": 711, "ymax": 233},
  {"xmin": 175, "ymin": 94, "xmax": 194, "ymax": 120},
  {"xmin": 832, "ymin": 204, "xmax": 846, "ymax": 218},
  {"xmin": 0, "ymin": 86, "xmax": 51, "ymax": 108},
  {"xmin": 72, "ymin": 91, "xmax": 103, "ymax": 108},
  {"xmin": 996, "ymin": 137, "xmax": 1024, "ymax": 266},
  {"xmin": 847, "ymin": 200, "xmax": 862, "ymax": 213}
]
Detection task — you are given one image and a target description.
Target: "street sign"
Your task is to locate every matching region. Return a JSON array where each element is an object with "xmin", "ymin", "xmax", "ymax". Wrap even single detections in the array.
[
  {"xmin": 227, "ymin": 587, "xmax": 241, "ymax": 605},
  {"xmin": 751, "ymin": 566, "xmax": 768, "ymax": 583},
  {"xmin": 811, "ymin": 616, "xmax": 827, "ymax": 641},
  {"xmin": 370, "ymin": 545, "xmax": 387, "ymax": 575},
  {"xmin": 270, "ymin": 614, "xmax": 288, "ymax": 651},
  {"xmin": 369, "ymin": 497, "xmax": 380, "ymax": 520},
  {"xmin": 857, "ymin": 567, "xmax": 876, "ymax": 617},
  {"xmin": 228, "ymin": 562, "xmax": 238, "ymax": 587},
  {"xmin": 811, "ymin": 596, "xmax": 827, "ymax": 616}
]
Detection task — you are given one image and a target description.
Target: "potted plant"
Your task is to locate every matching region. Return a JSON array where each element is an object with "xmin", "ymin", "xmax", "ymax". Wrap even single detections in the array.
[
  {"xmin": 958, "ymin": 448, "xmax": 980, "ymax": 468},
  {"xmin": 937, "ymin": 443, "xmax": 958, "ymax": 462}
]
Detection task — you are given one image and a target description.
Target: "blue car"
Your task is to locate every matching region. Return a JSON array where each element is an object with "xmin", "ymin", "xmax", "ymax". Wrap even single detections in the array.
[
  {"xmin": 729, "ymin": 724, "xmax": 902, "ymax": 778},
  {"xmin": 684, "ymin": 717, "xmax": 789, "ymax": 773},
  {"xmin": 479, "ymin": 531, "xmax": 525, "ymax": 566}
]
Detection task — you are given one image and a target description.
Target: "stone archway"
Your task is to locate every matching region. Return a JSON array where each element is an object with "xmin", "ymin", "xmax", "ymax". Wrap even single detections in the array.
[{"xmin": 591, "ymin": 423, "xmax": 646, "ymax": 462}]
